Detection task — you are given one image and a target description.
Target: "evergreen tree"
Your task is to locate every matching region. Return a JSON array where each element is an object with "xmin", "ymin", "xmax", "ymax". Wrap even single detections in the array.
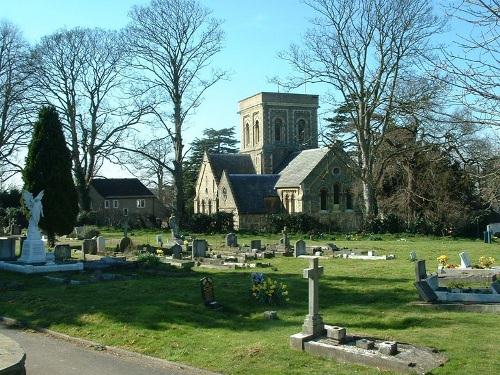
[{"xmin": 23, "ymin": 106, "xmax": 78, "ymax": 245}]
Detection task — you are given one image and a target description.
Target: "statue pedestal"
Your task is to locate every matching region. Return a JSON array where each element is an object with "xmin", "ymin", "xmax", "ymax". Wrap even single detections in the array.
[{"xmin": 18, "ymin": 239, "xmax": 46, "ymax": 264}]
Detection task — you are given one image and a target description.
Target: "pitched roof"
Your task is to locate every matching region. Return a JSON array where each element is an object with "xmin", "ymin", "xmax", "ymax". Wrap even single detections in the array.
[
  {"xmin": 208, "ymin": 153, "xmax": 255, "ymax": 182},
  {"xmin": 275, "ymin": 148, "xmax": 330, "ymax": 188},
  {"xmin": 228, "ymin": 174, "xmax": 280, "ymax": 214},
  {"xmin": 91, "ymin": 178, "xmax": 154, "ymax": 198}
]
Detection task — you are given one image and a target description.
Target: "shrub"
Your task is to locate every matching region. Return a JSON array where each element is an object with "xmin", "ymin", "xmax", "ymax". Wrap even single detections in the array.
[
  {"xmin": 136, "ymin": 253, "xmax": 161, "ymax": 267},
  {"xmin": 189, "ymin": 212, "xmax": 234, "ymax": 233},
  {"xmin": 266, "ymin": 213, "xmax": 325, "ymax": 234},
  {"xmin": 478, "ymin": 256, "xmax": 495, "ymax": 269},
  {"xmin": 250, "ymin": 273, "xmax": 289, "ymax": 305},
  {"xmin": 76, "ymin": 211, "xmax": 98, "ymax": 226},
  {"xmin": 82, "ymin": 227, "xmax": 100, "ymax": 239}
]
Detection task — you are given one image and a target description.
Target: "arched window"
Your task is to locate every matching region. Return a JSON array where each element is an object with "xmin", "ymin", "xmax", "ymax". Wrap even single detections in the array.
[
  {"xmin": 346, "ymin": 190, "xmax": 353, "ymax": 210},
  {"xmin": 333, "ymin": 183, "xmax": 340, "ymax": 204},
  {"xmin": 196, "ymin": 200, "xmax": 200, "ymax": 213},
  {"xmin": 291, "ymin": 194, "xmax": 295, "ymax": 213},
  {"xmin": 201, "ymin": 200, "xmax": 206, "ymax": 213},
  {"xmin": 320, "ymin": 189, "xmax": 328, "ymax": 211},
  {"xmin": 298, "ymin": 119, "xmax": 306, "ymax": 144},
  {"xmin": 245, "ymin": 123, "xmax": 250, "ymax": 146},
  {"xmin": 274, "ymin": 118, "xmax": 283, "ymax": 142},
  {"xmin": 222, "ymin": 187, "xmax": 227, "ymax": 201},
  {"xmin": 284, "ymin": 194, "xmax": 290, "ymax": 212},
  {"xmin": 254, "ymin": 120, "xmax": 259, "ymax": 145},
  {"xmin": 208, "ymin": 200, "xmax": 212, "ymax": 215}
]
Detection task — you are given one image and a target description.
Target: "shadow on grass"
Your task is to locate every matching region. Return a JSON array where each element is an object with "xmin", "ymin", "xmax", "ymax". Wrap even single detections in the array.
[{"xmin": 0, "ymin": 268, "xmax": 425, "ymax": 333}]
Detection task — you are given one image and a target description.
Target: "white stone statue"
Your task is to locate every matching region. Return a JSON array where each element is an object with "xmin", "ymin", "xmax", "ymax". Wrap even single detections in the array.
[{"xmin": 23, "ymin": 190, "xmax": 44, "ymax": 240}]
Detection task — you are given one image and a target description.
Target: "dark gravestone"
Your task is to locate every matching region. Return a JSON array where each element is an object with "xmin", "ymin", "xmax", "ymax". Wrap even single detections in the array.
[
  {"xmin": 415, "ymin": 260, "xmax": 427, "ymax": 282},
  {"xmin": 54, "ymin": 244, "xmax": 71, "ymax": 261},
  {"xmin": 414, "ymin": 281, "xmax": 438, "ymax": 302},
  {"xmin": 119, "ymin": 237, "xmax": 132, "ymax": 252},
  {"xmin": 200, "ymin": 277, "xmax": 222, "ymax": 310},
  {"xmin": 250, "ymin": 240, "xmax": 261, "ymax": 250},
  {"xmin": 82, "ymin": 239, "xmax": 97, "ymax": 255}
]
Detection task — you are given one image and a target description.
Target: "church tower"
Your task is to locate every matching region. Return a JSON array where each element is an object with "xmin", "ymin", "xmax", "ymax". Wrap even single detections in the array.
[{"xmin": 238, "ymin": 92, "xmax": 319, "ymax": 174}]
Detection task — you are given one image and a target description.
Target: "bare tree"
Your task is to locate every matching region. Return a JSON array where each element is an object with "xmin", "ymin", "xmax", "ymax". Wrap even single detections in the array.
[
  {"xmin": 127, "ymin": 0, "xmax": 227, "ymax": 224},
  {"xmin": 443, "ymin": 0, "xmax": 500, "ymax": 125},
  {"xmin": 0, "ymin": 21, "xmax": 32, "ymax": 182},
  {"xmin": 278, "ymin": 0, "xmax": 444, "ymax": 219},
  {"xmin": 31, "ymin": 27, "xmax": 148, "ymax": 210}
]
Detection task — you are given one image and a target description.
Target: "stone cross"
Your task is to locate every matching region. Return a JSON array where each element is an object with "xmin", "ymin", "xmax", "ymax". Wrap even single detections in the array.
[{"xmin": 302, "ymin": 257, "xmax": 324, "ymax": 336}]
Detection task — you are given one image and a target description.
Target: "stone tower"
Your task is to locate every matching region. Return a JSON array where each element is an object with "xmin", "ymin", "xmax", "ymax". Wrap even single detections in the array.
[{"xmin": 238, "ymin": 92, "xmax": 319, "ymax": 174}]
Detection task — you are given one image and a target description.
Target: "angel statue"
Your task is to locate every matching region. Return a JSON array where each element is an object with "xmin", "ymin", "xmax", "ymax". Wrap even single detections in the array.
[{"xmin": 23, "ymin": 190, "xmax": 44, "ymax": 240}]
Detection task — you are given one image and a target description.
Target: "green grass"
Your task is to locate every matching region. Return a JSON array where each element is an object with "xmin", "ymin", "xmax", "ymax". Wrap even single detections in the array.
[{"xmin": 1, "ymin": 234, "xmax": 499, "ymax": 374}]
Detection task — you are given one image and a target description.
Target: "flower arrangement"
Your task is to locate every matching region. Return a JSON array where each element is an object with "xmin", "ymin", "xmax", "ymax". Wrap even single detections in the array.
[
  {"xmin": 250, "ymin": 273, "xmax": 289, "ymax": 305},
  {"xmin": 479, "ymin": 256, "xmax": 495, "ymax": 269},
  {"xmin": 437, "ymin": 255, "xmax": 449, "ymax": 266},
  {"xmin": 445, "ymin": 263, "xmax": 458, "ymax": 269}
]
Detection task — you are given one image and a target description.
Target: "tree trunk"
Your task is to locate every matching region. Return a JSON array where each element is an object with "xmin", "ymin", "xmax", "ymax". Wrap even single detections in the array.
[
  {"xmin": 173, "ymin": 96, "xmax": 185, "ymax": 225},
  {"xmin": 362, "ymin": 179, "xmax": 378, "ymax": 219},
  {"xmin": 74, "ymin": 167, "xmax": 90, "ymax": 211}
]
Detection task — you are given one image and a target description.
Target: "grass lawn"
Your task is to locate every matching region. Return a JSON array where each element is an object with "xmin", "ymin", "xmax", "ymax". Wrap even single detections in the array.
[{"xmin": 1, "ymin": 233, "xmax": 499, "ymax": 374}]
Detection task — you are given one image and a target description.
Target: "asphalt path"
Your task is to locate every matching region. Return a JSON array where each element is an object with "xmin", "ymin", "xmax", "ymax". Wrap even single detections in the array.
[{"xmin": 0, "ymin": 325, "xmax": 218, "ymax": 375}]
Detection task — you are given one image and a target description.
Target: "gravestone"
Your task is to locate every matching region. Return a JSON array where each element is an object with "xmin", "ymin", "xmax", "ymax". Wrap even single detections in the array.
[
  {"xmin": 486, "ymin": 222, "xmax": 500, "ymax": 235},
  {"xmin": 281, "ymin": 226, "xmax": 290, "ymax": 247},
  {"xmin": 74, "ymin": 226, "xmax": 85, "ymax": 239},
  {"xmin": 200, "ymin": 276, "xmax": 222, "ymax": 310},
  {"xmin": 367, "ymin": 250, "xmax": 375, "ymax": 257},
  {"xmin": 225, "ymin": 233, "xmax": 238, "ymax": 247},
  {"xmin": 302, "ymin": 257, "xmax": 324, "ymax": 336},
  {"xmin": 409, "ymin": 251, "xmax": 417, "ymax": 262},
  {"xmin": 415, "ymin": 260, "xmax": 427, "ymax": 282},
  {"xmin": 484, "ymin": 231, "xmax": 492, "ymax": 244},
  {"xmin": 156, "ymin": 234, "xmax": 163, "ymax": 246},
  {"xmin": 82, "ymin": 239, "xmax": 97, "ymax": 255},
  {"xmin": 54, "ymin": 244, "xmax": 71, "ymax": 262},
  {"xmin": 9, "ymin": 224, "xmax": 21, "ymax": 235},
  {"xmin": 294, "ymin": 240, "xmax": 306, "ymax": 257},
  {"xmin": 119, "ymin": 237, "xmax": 132, "ymax": 252},
  {"xmin": 192, "ymin": 239, "xmax": 207, "ymax": 258},
  {"xmin": 171, "ymin": 244, "xmax": 182, "ymax": 259},
  {"xmin": 459, "ymin": 251, "xmax": 472, "ymax": 269},
  {"xmin": 250, "ymin": 239, "xmax": 261, "ymax": 250},
  {"xmin": 96, "ymin": 236, "xmax": 106, "ymax": 253},
  {"xmin": 0, "ymin": 237, "xmax": 16, "ymax": 261}
]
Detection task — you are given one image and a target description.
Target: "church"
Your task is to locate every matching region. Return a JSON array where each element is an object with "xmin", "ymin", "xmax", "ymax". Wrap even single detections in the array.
[{"xmin": 193, "ymin": 92, "xmax": 362, "ymax": 231}]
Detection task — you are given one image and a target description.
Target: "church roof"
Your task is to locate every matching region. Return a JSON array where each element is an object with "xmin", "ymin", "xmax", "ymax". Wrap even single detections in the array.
[
  {"xmin": 91, "ymin": 178, "xmax": 154, "ymax": 198},
  {"xmin": 207, "ymin": 153, "xmax": 255, "ymax": 182},
  {"xmin": 275, "ymin": 148, "xmax": 330, "ymax": 188},
  {"xmin": 228, "ymin": 174, "xmax": 280, "ymax": 214}
]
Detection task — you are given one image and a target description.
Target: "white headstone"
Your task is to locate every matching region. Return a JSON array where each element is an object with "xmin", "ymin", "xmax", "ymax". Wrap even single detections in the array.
[
  {"xmin": 486, "ymin": 223, "xmax": 500, "ymax": 234},
  {"xmin": 302, "ymin": 257, "xmax": 324, "ymax": 336},
  {"xmin": 368, "ymin": 250, "xmax": 374, "ymax": 257},
  {"xmin": 409, "ymin": 251, "xmax": 417, "ymax": 261},
  {"xmin": 18, "ymin": 190, "xmax": 46, "ymax": 264},
  {"xmin": 459, "ymin": 251, "xmax": 472, "ymax": 269},
  {"xmin": 97, "ymin": 236, "xmax": 106, "ymax": 253}
]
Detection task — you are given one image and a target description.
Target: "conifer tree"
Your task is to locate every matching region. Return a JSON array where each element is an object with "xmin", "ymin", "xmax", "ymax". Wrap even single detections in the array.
[{"xmin": 23, "ymin": 106, "xmax": 78, "ymax": 245}]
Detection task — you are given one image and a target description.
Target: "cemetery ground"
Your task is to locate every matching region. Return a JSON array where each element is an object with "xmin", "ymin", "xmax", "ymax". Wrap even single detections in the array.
[{"xmin": 1, "ymin": 232, "xmax": 499, "ymax": 374}]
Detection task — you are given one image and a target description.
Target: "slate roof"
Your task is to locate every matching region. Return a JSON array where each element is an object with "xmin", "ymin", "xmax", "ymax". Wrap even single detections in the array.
[
  {"xmin": 91, "ymin": 178, "xmax": 154, "ymax": 198},
  {"xmin": 208, "ymin": 153, "xmax": 255, "ymax": 182},
  {"xmin": 275, "ymin": 148, "xmax": 330, "ymax": 188},
  {"xmin": 228, "ymin": 174, "xmax": 280, "ymax": 214}
]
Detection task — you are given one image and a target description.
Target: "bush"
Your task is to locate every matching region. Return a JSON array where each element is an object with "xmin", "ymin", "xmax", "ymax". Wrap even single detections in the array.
[
  {"xmin": 136, "ymin": 253, "xmax": 161, "ymax": 267},
  {"xmin": 76, "ymin": 211, "xmax": 98, "ymax": 226},
  {"xmin": 188, "ymin": 212, "xmax": 233, "ymax": 233},
  {"xmin": 266, "ymin": 213, "xmax": 325, "ymax": 234},
  {"xmin": 82, "ymin": 227, "xmax": 100, "ymax": 239},
  {"xmin": 250, "ymin": 273, "xmax": 289, "ymax": 305}
]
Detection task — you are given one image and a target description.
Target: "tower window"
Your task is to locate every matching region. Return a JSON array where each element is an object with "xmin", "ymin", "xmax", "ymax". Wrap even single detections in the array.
[
  {"xmin": 298, "ymin": 119, "xmax": 306, "ymax": 144},
  {"xmin": 284, "ymin": 194, "xmax": 290, "ymax": 212},
  {"xmin": 320, "ymin": 189, "xmax": 328, "ymax": 211},
  {"xmin": 333, "ymin": 183, "xmax": 340, "ymax": 204},
  {"xmin": 245, "ymin": 123, "xmax": 250, "ymax": 146},
  {"xmin": 291, "ymin": 194, "xmax": 295, "ymax": 213},
  {"xmin": 274, "ymin": 118, "xmax": 283, "ymax": 142},
  {"xmin": 254, "ymin": 120, "xmax": 259, "ymax": 145}
]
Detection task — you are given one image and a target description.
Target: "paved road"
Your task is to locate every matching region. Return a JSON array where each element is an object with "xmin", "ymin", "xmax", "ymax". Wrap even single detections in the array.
[{"xmin": 0, "ymin": 326, "xmax": 218, "ymax": 375}]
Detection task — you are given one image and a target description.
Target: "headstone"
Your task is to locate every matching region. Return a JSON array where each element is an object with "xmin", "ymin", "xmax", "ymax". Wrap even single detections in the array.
[
  {"xmin": 459, "ymin": 251, "xmax": 472, "ymax": 269},
  {"xmin": 9, "ymin": 224, "xmax": 21, "ymax": 235},
  {"xmin": 82, "ymin": 239, "xmax": 97, "ymax": 255},
  {"xmin": 96, "ymin": 236, "xmax": 106, "ymax": 253},
  {"xmin": 409, "ymin": 251, "xmax": 417, "ymax": 262},
  {"xmin": 281, "ymin": 226, "xmax": 290, "ymax": 247},
  {"xmin": 414, "ymin": 280, "xmax": 438, "ymax": 302},
  {"xmin": 18, "ymin": 190, "xmax": 46, "ymax": 264},
  {"xmin": 326, "ymin": 243, "xmax": 338, "ymax": 252},
  {"xmin": 0, "ymin": 238, "xmax": 16, "ymax": 261},
  {"xmin": 192, "ymin": 239, "xmax": 207, "ymax": 258},
  {"xmin": 294, "ymin": 240, "xmax": 306, "ymax": 257},
  {"xmin": 74, "ymin": 226, "xmax": 85, "ymax": 239},
  {"xmin": 486, "ymin": 222, "xmax": 500, "ymax": 235},
  {"xmin": 200, "ymin": 276, "xmax": 221, "ymax": 310},
  {"xmin": 169, "ymin": 214, "xmax": 180, "ymax": 239},
  {"xmin": 483, "ymin": 231, "xmax": 492, "ymax": 244},
  {"xmin": 171, "ymin": 244, "xmax": 182, "ymax": 259},
  {"xmin": 302, "ymin": 257, "xmax": 324, "ymax": 336},
  {"xmin": 250, "ymin": 239, "xmax": 261, "ymax": 250},
  {"xmin": 156, "ymin": 235, "xmax": 163, "ymax": 246},
  {"xmin": 263, "ymin": 311, "xmax": 278, "ymax": 320},
  {"xmin": 367, "ymin": 250, "xmax": 374, "ymax": 257},
  {"xmin": 118, "ymin": 237, "xmax": 132, "ymax": 252},
  {"xmin": 54, "ymin": 244, "xmax": 71, "ymax": 262},
  {"xmin": 225, "ymin": 233, "xmax": 238, "ymax": 247},
  {"xmin": 415, "ymin": 260, "xmax": 427, "ymax": 282}
]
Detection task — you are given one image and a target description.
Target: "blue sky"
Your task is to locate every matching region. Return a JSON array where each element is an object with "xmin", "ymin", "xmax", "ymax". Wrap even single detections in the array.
[{"xmin": 1, "ymin": 0, "xmax": 466, "ymax": 181}]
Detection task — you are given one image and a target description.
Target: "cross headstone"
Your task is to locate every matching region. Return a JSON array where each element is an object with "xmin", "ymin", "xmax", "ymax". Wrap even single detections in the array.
[
  {"xmin": 302, "ymin": 257, "xmax": 324, "ymax": 336},
  {"xmin": 459, "ymin": 251, "xmax": 472, "ymax": 269},
  {"xmin": 294, "ymin": 240, "xmax": 306, "ymax": 257},
  {"xmin": 282, "ymin": 226, "xmax": 290, "ymax": 247}
]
